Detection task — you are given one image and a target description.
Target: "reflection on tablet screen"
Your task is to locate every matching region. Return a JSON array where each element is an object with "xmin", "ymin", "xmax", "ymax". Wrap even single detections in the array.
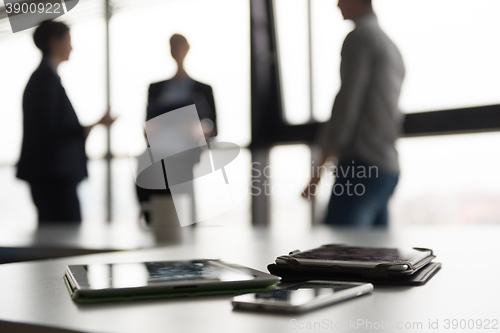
[{"xmin": 84, "ymin": 261, "xmax": 254, "ymax": 289}]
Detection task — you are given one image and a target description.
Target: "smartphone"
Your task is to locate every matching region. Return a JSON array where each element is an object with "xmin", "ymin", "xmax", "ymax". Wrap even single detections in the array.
[{"xmin": 232, "ymin": 280, "xmax": 373, "ymax": 313}]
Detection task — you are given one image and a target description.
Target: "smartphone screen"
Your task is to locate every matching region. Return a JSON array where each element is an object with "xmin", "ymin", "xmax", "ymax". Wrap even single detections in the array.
[{"xmin": 234, "ymin": 282, "xmax": 356, "ymax": 307}]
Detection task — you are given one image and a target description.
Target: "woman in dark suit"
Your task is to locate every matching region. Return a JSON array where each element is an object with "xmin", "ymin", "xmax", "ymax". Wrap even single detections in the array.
[
  {"xmin": 136, "ymin": 34, "xmax": 217, "ymax": 224},
  {"xmin": 17, "ymin": 21, "xmax": 114, "ymax": 224}
]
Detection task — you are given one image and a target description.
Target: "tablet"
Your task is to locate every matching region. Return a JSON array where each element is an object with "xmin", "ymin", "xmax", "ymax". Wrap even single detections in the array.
[
  {"xmin": 275, "ymin": 246, "xmax": 432, "ymax": 272},
  {"xmin": 64, "ymin": 259, "xmax": 279, "ymax": 301}
]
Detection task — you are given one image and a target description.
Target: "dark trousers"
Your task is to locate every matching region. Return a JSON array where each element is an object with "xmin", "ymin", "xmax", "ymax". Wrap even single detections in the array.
[
  {"xmin": 29, "ymin": 179, "xmax": 81, "ymax": 223},
  {"xmin": 324, "ymin": 159, "xmax": 398, "ymax": 227}
]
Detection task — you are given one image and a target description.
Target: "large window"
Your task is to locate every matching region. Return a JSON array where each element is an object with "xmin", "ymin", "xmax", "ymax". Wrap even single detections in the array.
[
  {"xmin": 393, "ymin": 132, "xmax": 500, "ymax": 225},
  {"xmin": 375, "ymin": 0, "xmax": 500, "ymax": 113},
  {"xmin": 0, "ymin": 6, "xmax": 107, "ymax": 228},
  {"xmin": 0, "ymin": 0, "xmax": 251, "ymax": 228},
  {"xmin": 108, "ymin": 0, "xmax": 251, "ymax": 224},
  {"xmin": 271, "ymin": 0, "xmax": 500, "ymax": 226},
  {"xmin": 110, "ymin": 0, "xmax": 251, "ymax": 157},
  {"xmin": 274, "ymin": 0, "xmax": 352, "ymax": 124},
  {"xmin": 275, "ymin": 0, "xmax": 500, "ymax": 124},
  {"xmin": 1, "ymin": 0, "xmax": 499, "ymax": 228}
]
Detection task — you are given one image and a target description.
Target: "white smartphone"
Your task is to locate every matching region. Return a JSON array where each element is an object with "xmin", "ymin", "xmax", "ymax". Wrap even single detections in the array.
[{"xmin": 232, "ymin": 280, "xmax": 373, "ymax": 313}]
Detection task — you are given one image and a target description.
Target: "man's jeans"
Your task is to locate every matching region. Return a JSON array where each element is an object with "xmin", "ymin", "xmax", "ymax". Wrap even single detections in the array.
[{"xmin": 324, "ymin": 159, "xmax": 399, "ymax": 227}]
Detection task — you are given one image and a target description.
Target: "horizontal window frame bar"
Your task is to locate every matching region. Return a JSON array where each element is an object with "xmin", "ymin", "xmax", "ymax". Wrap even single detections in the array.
[
  {"xmin": 250, "ymin": 104, "xmax": 500, "ymax": 148},
  {"xmin": 402, "ymin": 104, "xmax": 500, "ymax": 137}
]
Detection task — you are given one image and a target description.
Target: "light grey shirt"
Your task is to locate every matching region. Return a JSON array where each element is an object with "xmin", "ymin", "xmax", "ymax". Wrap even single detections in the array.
[{"xmin": 316, "ymin": 11, "xmax": 405, "ymax": 174}]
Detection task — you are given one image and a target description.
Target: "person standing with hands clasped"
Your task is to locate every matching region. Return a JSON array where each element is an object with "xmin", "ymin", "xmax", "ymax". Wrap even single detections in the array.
[
  {"xmin": 136, "ymin": 34, "xmax": 218, "ymax": 225},
  {"xmin": 17, "ymin": 20, "xmax": 116, "ymax": 224},
  {"xmin": 303, "ymin": 0, "xmax": 405, "ymax": 228}
]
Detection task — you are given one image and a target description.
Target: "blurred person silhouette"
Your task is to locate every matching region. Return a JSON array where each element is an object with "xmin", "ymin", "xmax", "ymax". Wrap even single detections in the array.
[
  {"xmin": 17, "ymin": 20, "xmax": 116, "ymax": 224},
  {"xmin": 136, "ymin": 34, "xmax": 217, "ymax": 225},
  {"xmin": 303, "ymin": 0, "xmax": 405, "ymax": 227}
]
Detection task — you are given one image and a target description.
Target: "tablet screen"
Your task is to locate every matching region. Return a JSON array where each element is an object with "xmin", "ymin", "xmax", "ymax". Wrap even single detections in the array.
[{"xmin": 78, "ymin": 261, "xmax": 255, "ymax": 289}]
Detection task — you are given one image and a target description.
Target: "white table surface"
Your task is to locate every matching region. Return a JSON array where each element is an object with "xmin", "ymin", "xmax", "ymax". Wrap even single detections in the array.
[
  {"xmin": 0, "ymin": 223, "xmax": 159, "ymax": 263},
  {"xmin": 0, "ymin": 224, "xmax": 499, "ymax": 333}
]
